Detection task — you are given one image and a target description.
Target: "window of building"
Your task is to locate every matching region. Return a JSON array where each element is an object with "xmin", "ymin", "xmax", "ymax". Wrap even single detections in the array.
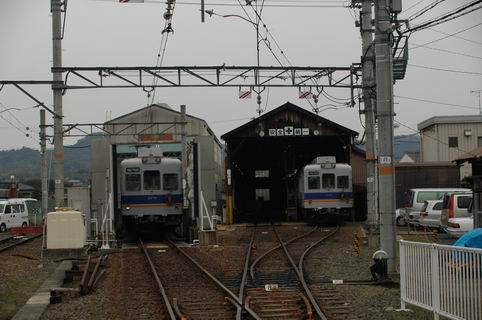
[
  {"xmin": 478, "ymin": 136, "xmax": 482, "ymax": 147},
  {"xmin": 125, "ymin": 174, "xmax": 141, "ymax": 191},
  {"xmin": 255, "ymin": 188, "xmax": 270, "ymax": 201},
  {"xmin": 308, "ymin": 176, "xmax": 320, "ymax": 190},
  {"xmin": 448, "ymin": 137, "xmax": 458, "ymax": 148},
  {"xmin": 322, "ymin": 174, "xmax": 335, "ymax": 189},
  {"xmin": 255, "ymin": 170, "xmax": 270, "ymax": 178},
  {"xmin": 163, "ymin": 173, "xmax": 179, "ymax": 191},
  {"xmin": 337, "ymin": 176, "xmax": 349, "ymax": 189}
]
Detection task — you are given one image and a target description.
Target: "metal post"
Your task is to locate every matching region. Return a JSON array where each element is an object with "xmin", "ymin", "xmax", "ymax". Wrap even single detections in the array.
[
  {"xmin": 51, "ymin": 0, "xmax": 65, "ymax": 207},
  {"xmin": 40, "ymin": 110, "xmax": 48, "ymax": 216},
  {"xmin": 374, "ymin": 0, "xmax": 397, "ymax": 273},
  {"xmin": 360, "ymin": 0, "xmax": 378, "ymax": 234},
  {"xmin": 180, "ymin": 105, "xmax": 189, "ymax": 239}
]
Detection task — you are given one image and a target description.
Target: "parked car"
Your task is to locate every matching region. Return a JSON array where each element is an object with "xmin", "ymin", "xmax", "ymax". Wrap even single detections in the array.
[
  {"xmin": 419, "ymin": 200, "xmax": 443, "ymax": 228},
  {"xmin": 440, "ymin": 191, "xmax": 472, "ymax": 229},
  {"xmin": 401, "ymin": 188, "xmax": 470, "ymax": 225},
  {"xmin": 0, "ymin": 198, "xmax": 37, "ymax": 232},
  {"xmin": 445, "ymin": 217, "xmax": 474, "ymax": 238}
]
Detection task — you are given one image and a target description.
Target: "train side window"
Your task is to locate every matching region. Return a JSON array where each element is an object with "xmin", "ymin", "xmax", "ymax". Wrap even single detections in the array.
[
  {"xmin": 322, "ymin": 174, "xmax": 335, "ymax": 189},
  {"xmin": 337, "ymin": 176, "xmax": 349, "ymax": 189},
  {"xmin": 126, "ymin": 174, "xmax": 141, "ymax": 191},
  {"xmin": 308, "ymin": 176, "xmax": 320, "ymax": 190},
  {"xmin": 163, "ymin": 173, "xmax": 179, "ymax": 191},
  {"xmin": 144, "ymin": 170, "xmax": 161, "ymax": 190}
]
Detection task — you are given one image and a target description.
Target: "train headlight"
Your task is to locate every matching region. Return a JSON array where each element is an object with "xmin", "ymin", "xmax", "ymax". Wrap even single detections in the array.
[{"xmin": 125, "ymin": 206, "xmax": 130, "ymax": 211}]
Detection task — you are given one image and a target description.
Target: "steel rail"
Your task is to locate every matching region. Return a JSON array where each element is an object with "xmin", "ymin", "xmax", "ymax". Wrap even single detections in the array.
[
  {"xmin": 0, "ymin": 234, "xmax": 42, "ymax": 253},
  {"xmin": 249, "ymin": 227, "xmax": 318, "ymax": 283},
  {"xmin": 139, "ymin": 239, "xmax": 177, "ymax": 320},
  {"xmin": 166, "ymin": 238, "xmax": 262, "ymax": 320},
  {"xmin": 236, "ymin": 228, "xmax": 256, "ymax": 320},
  {"xmin": 298, "ymin": 226, "xmax": 340, "ymax": 280},
  {"xmin": 273, "ymin": 227, "xmax": 328, "ymax": 320},
  {"xmin": 0, "ymin": 236, "xmax": 15, "ymax": 244}
]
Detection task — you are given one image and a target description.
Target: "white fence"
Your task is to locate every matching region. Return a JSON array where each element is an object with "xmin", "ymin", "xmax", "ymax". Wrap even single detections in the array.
[{"xmin": 400, "ymin": 240, "xmax": 482, "ymax": 320}]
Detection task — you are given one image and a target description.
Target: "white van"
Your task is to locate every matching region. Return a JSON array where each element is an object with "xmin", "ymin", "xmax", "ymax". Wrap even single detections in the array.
[{"xmin": 0, "ymin": 198, "xmax": 38, "ymax": 232}]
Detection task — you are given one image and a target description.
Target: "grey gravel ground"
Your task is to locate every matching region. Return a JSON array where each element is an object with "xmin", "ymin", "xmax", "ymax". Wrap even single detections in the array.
[
  {"xmin": 311, "ymin": 222, "xmax": 437, "ymax": 320},
  {"xmin": 36, "ymin": 223, "xmax": 450, "ymax": 319}
]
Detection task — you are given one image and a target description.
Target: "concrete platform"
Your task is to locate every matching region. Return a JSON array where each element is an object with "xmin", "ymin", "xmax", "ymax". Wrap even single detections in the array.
[{"xmin": 11, "ymin": 261, "xmax": 71, "ymax": 320}]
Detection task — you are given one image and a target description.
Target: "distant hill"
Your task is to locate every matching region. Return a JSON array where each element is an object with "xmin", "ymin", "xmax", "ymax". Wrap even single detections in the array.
[
  {"xmin": 0, "ymin": 133, "xmax": 421, "ymax": 182},
  {"xmin": 394, "ymin": 134, "xmax": 420, "ymax": 161},
  {"xmin": 0, "ymin": 136, "xmax": 94, "ymax": 181},
  {"xmin": 355, "ymin": 133, "xmax": 420, "ymax": 161}
]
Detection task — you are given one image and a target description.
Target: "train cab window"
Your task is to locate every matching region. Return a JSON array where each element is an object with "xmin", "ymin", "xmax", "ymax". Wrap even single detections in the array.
[
  {"xmin": 163, "ymin": 173, "xmax": 179, "ymax": 191},
  {"xmin": 144, "ymin": 170, "xmax": 161, "ymax": 190},
  {"xmin": 125, "ymin": 174, "xmax": 141, "ymax": 191},
  {"xmin": 337, "ymin": 176, "xmax": 349, "ymax": 189},
  {"xmin": 322, "ymin": 174, "xmax": 335, "ymax": 189},
  {"xmin": 308, "ymin": 176, "xmax": 320, "ymax": 190}
]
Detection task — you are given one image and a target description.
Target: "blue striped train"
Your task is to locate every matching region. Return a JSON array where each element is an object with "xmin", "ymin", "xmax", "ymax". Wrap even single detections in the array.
[
  {"xmin": 120, "ymin": 153, "xmax": 183, "ymax": 226},
  {"xmin": 297, "ymin": 156, "xmax": 353, "ymax": 224}
]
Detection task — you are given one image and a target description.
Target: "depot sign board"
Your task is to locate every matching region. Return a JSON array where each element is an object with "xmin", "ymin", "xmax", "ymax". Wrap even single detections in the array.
[{"xmin": 265, "ymin": 127, "xmax": 312, "ymax": 137}]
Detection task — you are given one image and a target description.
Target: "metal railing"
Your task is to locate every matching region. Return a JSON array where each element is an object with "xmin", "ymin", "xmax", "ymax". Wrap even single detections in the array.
[{"xmin": 400, "ymin": 240, "xmax": 482, "ymax": 320}]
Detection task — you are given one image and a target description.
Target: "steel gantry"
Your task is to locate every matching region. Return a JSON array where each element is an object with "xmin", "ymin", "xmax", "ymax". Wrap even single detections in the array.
[{"xmin": 52, "ymin": 65, "xmax": 361, "ymax": 90}]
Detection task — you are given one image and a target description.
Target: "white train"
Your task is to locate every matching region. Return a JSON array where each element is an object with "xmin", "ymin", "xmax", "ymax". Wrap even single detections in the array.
[
  {"xmin": 120, "ymin": 153, "xmax": 183, "ymax": 225},
  {"xmin": 298, "ymin": 156, "xmax": 353, "ymax": 223}
]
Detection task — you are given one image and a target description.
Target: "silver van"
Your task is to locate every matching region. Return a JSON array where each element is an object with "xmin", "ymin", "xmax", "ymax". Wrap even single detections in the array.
[
  {"xmin": 402, "ymin": 188, "xmax": 470, "ymax": 225},
  {"xmin": 440, "ymin": 191, "xmax": 472, "ymax": 229},
  {"xmin": 0, "ymin": 198, "xmax": 38, "ymax": 232}
]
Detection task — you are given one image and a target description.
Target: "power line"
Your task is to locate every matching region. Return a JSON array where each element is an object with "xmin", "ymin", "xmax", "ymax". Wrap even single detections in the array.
[
  {"xmin": 410, "ymin": 42, "xmax": 482, "ymax": 60},
  {"xmin": 429, "ymin": 27, "xmax": 482, "ymax": 46},
  {"xmin": 406, "ymin": 1, "xmax": 482, "ymax": 34},
  {"xmin": 403, "ymin": 0, "xmax": 431, "ymax": 13},
  {"xmin": 407, "ymin": 0, "xmax": 446, "ymax": 21},
  {"xmin": 394, "ymin": 95, "xmax": 479, "ymax": 110},
  {"xmin": 411, "ymin": 22, "xmax": 482, "ymax": 49},
  {"xmin": 408, "ymin": 63, "xmax": 482, "ymax": 76}
]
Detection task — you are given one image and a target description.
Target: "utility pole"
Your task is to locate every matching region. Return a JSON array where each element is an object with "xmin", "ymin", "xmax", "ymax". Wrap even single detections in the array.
[
  {"xmin": 470, "ymin": 90, "xmax": 482, "ymax": 115},
  {"xmin": 180, "ymin": 104, "xmax": 190, "ymax": 240},
  {"xmin": 51, "ymin": 0, "xmax": 65, "ymax": 208},
  {"xmin": 358, "ymin": 0, "xmax": 378, "ymax": 237},
  {"xmin": 40, "ymin": 110, "xmax": 48, "ymax": 216},
  {"xmin": 374, "ymin": 0, "xmax": 397, "ymax": 272}
]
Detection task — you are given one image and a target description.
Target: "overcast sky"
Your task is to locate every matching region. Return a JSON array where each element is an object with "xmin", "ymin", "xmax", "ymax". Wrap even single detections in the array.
[{"xmin": 0, "ymin": 0, "xmax": 481, "ymax": 150}]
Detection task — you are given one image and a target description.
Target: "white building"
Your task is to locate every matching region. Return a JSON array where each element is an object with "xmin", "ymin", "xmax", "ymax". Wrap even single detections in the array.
[{"xmin": 418, "ymin": 115, "xmax": 482, "ymax": 178}]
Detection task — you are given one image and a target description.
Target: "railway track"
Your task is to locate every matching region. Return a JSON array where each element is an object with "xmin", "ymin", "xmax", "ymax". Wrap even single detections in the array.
[
  {"xmin": 245, "ymin": 225, "xmax": 354, "ymax": 320},
  {"xmin": 0, "ymin": 233, "xmax": 42, "ymax": 253},
  {"xmin": 139, "ymin": 238, "xmax": 261, "ymax": 320}
]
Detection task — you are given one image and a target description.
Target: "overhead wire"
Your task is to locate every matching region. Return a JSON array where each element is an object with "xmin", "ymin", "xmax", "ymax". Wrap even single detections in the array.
[
  {"xmin": 411, "ymin": 22, "xmax": 482, "ymax": 49},
  {"xmin": 407, "ymin": 0, "xmax": 446, "ymax": 21},
  {"xmin": 405, "ymin": 1, "xmax": 482, "ymax": 34},
  {"xmin": 428, "ymin": 27, "xmax": 482, "ymax": 46},
  {"xmin": 240, "ymin": 1, "xmax": 355, "ymax": 112},
  {"xmin": 394, "ymin": 95, "xmax": 479, "ymax": 110},
  {"xmin": 408, "ymin": 63, "xmax": 482, "ymax": 76}
]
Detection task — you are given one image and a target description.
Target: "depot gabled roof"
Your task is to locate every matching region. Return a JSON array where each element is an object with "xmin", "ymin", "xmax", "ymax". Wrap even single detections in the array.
[
  {"xmin": 105, "ymin": 103, "xmax": 206, "ymax": 124},
  {"xmin": 221, "ymin": 102, "xmax": 358, "ymax": 140},
  {"xmin": 104, "ymin": 103, "xmax": 222, "ymax": 145}
]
